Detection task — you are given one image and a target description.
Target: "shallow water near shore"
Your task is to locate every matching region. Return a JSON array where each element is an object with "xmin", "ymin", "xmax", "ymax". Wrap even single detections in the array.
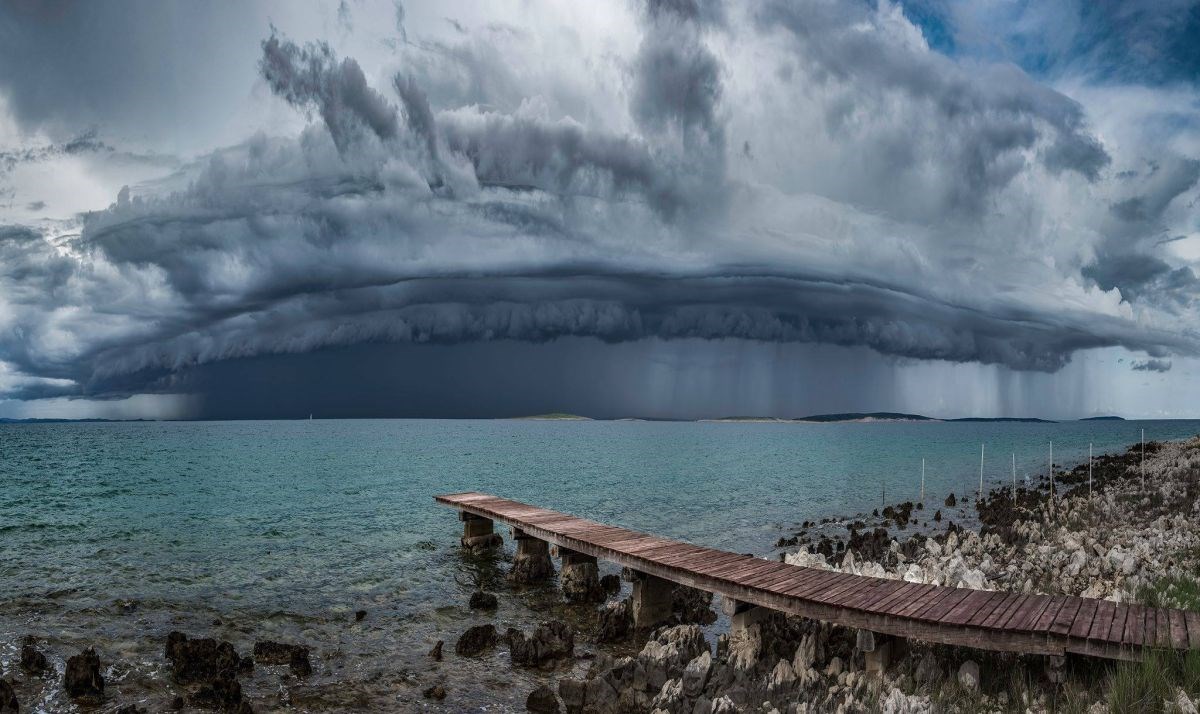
[{"xmin": 3, "ymin": 418, "xmax": 1199, "ymax": 711}]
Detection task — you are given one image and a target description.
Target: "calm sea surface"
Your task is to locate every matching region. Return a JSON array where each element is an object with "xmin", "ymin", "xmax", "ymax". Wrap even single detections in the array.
[{"xmin": 2, "ymin": 418, "xmax": 1198, "ymax": 710}]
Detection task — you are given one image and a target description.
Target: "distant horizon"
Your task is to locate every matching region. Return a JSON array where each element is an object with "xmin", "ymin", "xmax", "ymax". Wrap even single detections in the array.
[{"xmin": 7, "ymin": 411, "xmax": 1200, "ymax": 425}]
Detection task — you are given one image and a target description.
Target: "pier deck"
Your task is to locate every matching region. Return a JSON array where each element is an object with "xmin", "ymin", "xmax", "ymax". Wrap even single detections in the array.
[{"xmin": 436, "ymin": 492, "xmax": 1199, "ymax": 660}]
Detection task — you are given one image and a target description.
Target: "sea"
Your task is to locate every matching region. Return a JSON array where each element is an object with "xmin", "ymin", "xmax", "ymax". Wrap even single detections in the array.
[{"xmin": 2, "ymin": 418, "xmax": 1198, "ymax": 711}]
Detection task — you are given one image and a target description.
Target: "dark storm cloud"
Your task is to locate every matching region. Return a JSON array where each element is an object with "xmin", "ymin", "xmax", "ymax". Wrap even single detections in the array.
[
  {"xmin": 0, "ymin": 2, "xmax": 1198, "ymax": 413},
  {"xmin": 261, "ymin": 35, "xmax": 400, "ymax": 153},
  {"xmin": 1132, "ymin": 358, "xmax": 1172, "ymax": 372}
]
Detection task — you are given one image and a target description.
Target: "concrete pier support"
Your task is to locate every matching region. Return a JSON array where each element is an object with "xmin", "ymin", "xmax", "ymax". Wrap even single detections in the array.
[
  {"xmin": 558, "ymin": 547, "xmax": 604, "ymax": 603},
  {"xmin": 508, "ymin": 528, "xmax": 555, "ymax": 584},
  {"xmin": 629, "ymin": 570, "xmax": 674, "ymax": 629},
  {"xmin": 460, "ymin": 512, "xmax": 502, "ymax": 552},
  {"xmin": 858, "ymin": 630, "xmax": 902, "ymax": 675},
  {"xmin": 722, "ymin": 597, "xmax": 769, "ymax": 639}
]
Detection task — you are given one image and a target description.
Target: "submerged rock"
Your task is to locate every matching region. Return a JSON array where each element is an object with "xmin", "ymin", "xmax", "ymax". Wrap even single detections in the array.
[
  {"xmin": 507, "ymin": 621, "xmax": 575, "ymax": 667},
  {"xmin": 19, "ymin": 637, "xmax": 48, "ymax": 675},
  {"xmin": 251, "ymin": 640, "xmax": 311, "ymax": 675},
  {"xmin": 0, "ymin": 679, "xmax": 17, "ymax": 713},
  {"xmin": 165, "ymin": 632, "xmax": 244, "ymax": 685},
  {"xmin": 428, "ymin": 640, "xmax": 443, "ymax": 661},
  {"xmin": 526, "ymin": 684, "xmax": 560, "ymax": 713},
  {"xmin": 423, "ymin": 684, "xmax": 447, "ymax": 700},
  {"xmin": 469, "ymin": 591, "xmax": 498, "ymax": 610},
  {"xmin": 64, "ymin": 647, "xmax": 104, "ymax": 704},
  {"xmin": 455, "ymin": 624, "xmax": 498, "ymax": 657}
]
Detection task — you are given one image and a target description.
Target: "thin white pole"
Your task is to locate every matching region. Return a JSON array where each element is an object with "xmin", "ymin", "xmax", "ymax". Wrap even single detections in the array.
[
  {"xmin": 920, "ymin": 458, "xmax": 925, "ymax": 503},
  {"xmin": 1089, "ymin": 443, "xmax": 1093, "ymax": 497},
  {"xmin": 979, "ymin": 444, "xmax": 985, "ymax": 500}
]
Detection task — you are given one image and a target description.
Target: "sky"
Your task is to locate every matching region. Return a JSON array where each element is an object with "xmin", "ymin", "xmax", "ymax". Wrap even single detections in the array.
[{"xmin": 0, "ymin": 0, "xmax": 1198, "ymax": 420}]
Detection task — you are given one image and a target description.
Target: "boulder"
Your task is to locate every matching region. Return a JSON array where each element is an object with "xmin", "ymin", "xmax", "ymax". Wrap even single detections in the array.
[
  {"xmin": 945, "ymin": 493, "xmax": 957, "ymax": 508},
  {"xmin": 596, "ymin": 598, "xmax": 633, "ymax": 643},
  {"xmin": 428, "ymin": 640, "xmax": 443, "ymax": 661},
  {"xmin": 469, "ymin": 591, "xmax": 499, "ymax": 610},
  {"xmin": 63, "ymin": 647, "xmax": 104, "ymax": 704},
  {"xmin": 165, "ymin": 632, "xmax": 244, "ymax": 685},
  {"xmin": 0, "ymin": 679, "xmax": 17, "ymax": 713},
  {"xmin": 526, "ymin": 684, "xmax": 561, "ymax": 713},
  {"xmin": 681, "ymin": 651, "xmax": 711, "ymax": 698},
  {"xmin": 19, "ymin": 638, "xmax": 48, "ymax": 675},
  {"xmin": 508, "ymin": 621, "xmax": 575, "ymax": 667},
  {"xmin": 957, "ymin": 660, "xmax": 980, "ymax": 691},
  {"xmin": 423, "ymin": 685, "xmax": 446, "ymax": 700},
  {"xmin": 187, "ymin": 674, "xmax": 245, "ymax": 712},
  {"xmin": 455, "ymin": 624, "xmax": 498, "ymax": 657}
]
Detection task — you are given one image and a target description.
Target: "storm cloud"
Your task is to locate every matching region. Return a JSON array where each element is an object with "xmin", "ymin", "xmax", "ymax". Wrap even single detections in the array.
[{"xmin": 0, "ymin": 0, "xmax": 1199, "ymax": 417}]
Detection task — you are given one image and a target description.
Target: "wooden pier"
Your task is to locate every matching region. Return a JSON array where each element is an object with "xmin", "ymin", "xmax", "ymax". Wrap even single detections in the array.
[{"xmin": 436, "ymin": 492, "xmax": 1200, "ymax": 662}]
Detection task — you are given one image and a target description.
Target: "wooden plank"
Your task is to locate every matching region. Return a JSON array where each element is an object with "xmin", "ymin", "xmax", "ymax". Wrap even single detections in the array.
[
  {"xmin": 1156, "ymin": 607, "xmax": 1173, "ymax": 649},
  {"xmin": 880, "ymin": 583, "xmax": 940, "ymax": 617},
  {"xmin": 1168, "ymin": 609, "xmax": 1190, "ymax": 651},
  {"xmin": 1186, "ymin": 611, "xmax": 1200, "ymax": 650},
  {"xmin": 982, "ymin": 593, "xmax": 1027, "ymax": 630},
  {"xmin": 868, "ymin": 582, "xmax": 925, "ymax": 614},
  {"xmin": 780, "ymin": 569, "xmax": 844, "ymax": 599},
  {"xmin": 941, "ymin": 590, "xmax": 996, "ymax": 626},
  {"xmin": 840, "ymin": 578, "xmax": 900, "ymax": 611},
  {"xmin": 964, "ymin": 592, "xmax": 1012, "ymax": 628},
  {"xmin": 1050, "ymin": 597, "xmax": 1083, "ymax": 637},
  {"xmin": 1007, "ymin": 594, "xmax": 1054, "ymax": 632},
  {"xmin": 1123, "ymin": 605, "xmax": 1145, "ymax": 648},
  {"xmin": 894, "ymin": 585, "xmax": 956, "ymax": 619},
  {"xmin": 1088, "ymin": 600, "xmax": 1116, "ymax": 643},
  {"xmin": 1069, "ymin": 599, "xmax": 1099, "ymax": 640},
  {"xmin": 1106, "ymin": 605, "xmax": 1130, "ymax": 645},
  {"xmin": 1032, "ymin": 596, "xmax": 1068, "ymax": 633},
  {"xmin": 916, "ymin": 588, "xmax": 972, "ymax": 622}
]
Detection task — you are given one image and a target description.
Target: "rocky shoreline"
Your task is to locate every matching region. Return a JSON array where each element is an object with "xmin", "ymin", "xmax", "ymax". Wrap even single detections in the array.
[
  {"xmin": 441, "ymin": 436, "xmax": 1199, "ymax": 713},
  {"xmin": 2, "ymin": 437, "xmax": 1197, "ymax": 712}
]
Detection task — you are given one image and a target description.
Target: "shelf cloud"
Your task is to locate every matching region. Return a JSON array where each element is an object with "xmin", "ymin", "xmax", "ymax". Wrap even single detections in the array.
[{"xmin": 0, "ymin": 0, "xmax": 1198, "ymax": 416}]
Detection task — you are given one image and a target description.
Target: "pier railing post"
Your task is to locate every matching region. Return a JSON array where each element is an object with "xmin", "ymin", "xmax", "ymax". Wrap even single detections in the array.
[
  {"xmin": 460, "ymin": 512, "xmax": 502, "ymax": 552},
  {"xmin": 628, "ymin": 570, "xmax": 674, "ymax": 629},
  {"xmin": 508, "ymin": 527, "xmax": 555, "ymax": 583}
]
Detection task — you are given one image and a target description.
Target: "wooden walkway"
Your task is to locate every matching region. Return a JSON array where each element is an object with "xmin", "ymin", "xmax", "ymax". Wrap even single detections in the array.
[{"xmin": 436, "ymin": 492, "xmax": 1200, "ymax": 660}]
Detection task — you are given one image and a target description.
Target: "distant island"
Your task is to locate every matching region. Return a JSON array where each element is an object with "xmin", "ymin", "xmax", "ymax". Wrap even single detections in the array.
[
  {"xmin": 513, "ymin": 413, "xmax": 593, "ymax": 421},
  {"xmin": 0, "ymin": 417, "xmax": 155, "ymax": 424},
  {"xmin": 705, "ymin": 412, "xmax": 1060, "ymax": 423},
  {"xmin": 1080, "ymin": 416, "xmax": 1125, "ymax": 421}
]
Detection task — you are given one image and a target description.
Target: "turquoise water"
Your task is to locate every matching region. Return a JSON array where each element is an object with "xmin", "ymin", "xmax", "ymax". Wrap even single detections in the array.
[{"xmin": 2, "ymin": 418, "xmax": 1198, "ymax": 710}]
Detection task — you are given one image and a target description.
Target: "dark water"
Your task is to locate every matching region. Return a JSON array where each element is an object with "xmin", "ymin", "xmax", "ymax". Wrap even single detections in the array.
[{"xmin": 2, "ymin": 418, "xmax": 1197, "ymax": 711}]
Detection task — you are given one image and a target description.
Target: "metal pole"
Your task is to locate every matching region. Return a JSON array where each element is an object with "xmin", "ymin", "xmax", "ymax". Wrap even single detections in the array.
[{"xmin": 979, "ymin": 444, "xmax": 984, "ymax": 501}]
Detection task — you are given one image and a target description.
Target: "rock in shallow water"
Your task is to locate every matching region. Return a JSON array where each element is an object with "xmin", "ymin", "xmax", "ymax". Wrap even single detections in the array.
[
  {"xmin": 166, "ymin": 632, "xmax": 244, "ymax": 685},
  {"xmin": 429, "ymin": 640, "xmax": 443, "ymax": 661},
  {"xmin": 508, "ymin": 621, "xmax": 575, "ymax": 667},
  {"xmin": 64, "ymin": 647, "xmax": 104, "ymax": 704},
  {"xmin": 455, "ymin": 624, "xmax": 498, "ymax": 657},
  {"xmin": 526, "ymin": 684, "xmax": 560, "ymax": 713},
  {"xmin": 19, "ymin": 637, "xmax": 48, "ymax": 676},
  {"xmin": 252, "ymin": 640, "xmax": 311, "ymax": 676},
  {"xmin": 0, "ymin": 679, "xmax": 18, "ymax": 713},
  {"xmin": 469, "ymin": 591, "xmax": 499, "ymax": 610}
]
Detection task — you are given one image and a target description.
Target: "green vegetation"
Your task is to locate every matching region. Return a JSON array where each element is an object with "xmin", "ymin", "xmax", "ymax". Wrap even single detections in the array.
[
  {"xmin": 1106, "ymin": 649, "xmax": 1200, "ymax": 713},
  {"xmin": 1138, "ymin": 576, "xmax": 1200, "ymax": 612}
]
